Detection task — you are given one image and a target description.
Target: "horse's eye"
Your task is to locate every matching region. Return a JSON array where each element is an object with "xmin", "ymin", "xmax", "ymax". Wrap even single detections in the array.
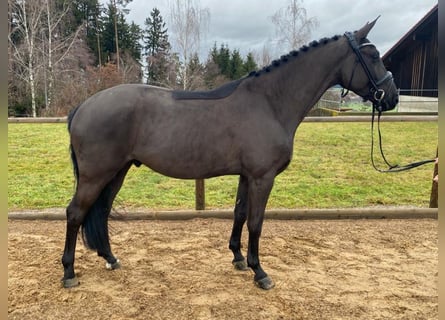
[{"xmin": 372, "ymin": 52, "xmax": 380, "ymax": 61}]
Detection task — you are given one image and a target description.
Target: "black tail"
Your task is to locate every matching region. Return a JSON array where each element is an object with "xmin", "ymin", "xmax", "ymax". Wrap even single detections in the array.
[
  {"xmin": 67, "ymin": 105, "xmax": 80, "ymax": 184},
  {"xmin": 81, "ymin": 182, "xmax": 114, "ymax": 250},
  {"xmin": 67, "ymin": 104, "xmax": 113, "ymax": 251}
]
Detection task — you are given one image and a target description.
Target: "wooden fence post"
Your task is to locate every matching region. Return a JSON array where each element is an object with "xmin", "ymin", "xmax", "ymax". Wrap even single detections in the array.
[
  {"xmin": 429, "ymin": 148, "xmax": 438, "ymax": 208},
  {"xmin": 195, "ymin": 179, "xmax": 205, "ymax": 210}
]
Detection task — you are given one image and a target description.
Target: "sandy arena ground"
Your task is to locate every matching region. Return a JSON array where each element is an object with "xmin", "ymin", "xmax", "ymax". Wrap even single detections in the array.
[{"xmin": 8, "ymin": 218, "xmax": 437, "ymax": 319}]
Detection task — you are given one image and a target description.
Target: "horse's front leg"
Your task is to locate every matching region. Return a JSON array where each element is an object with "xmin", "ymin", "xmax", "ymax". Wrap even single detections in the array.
[
  {"xmin": 229, "ymin": 175, "xmax": 249, "ymax": 270},
  {"xmin": 247, "ymin": 174, "xmax": 275, "ymax": 290}
]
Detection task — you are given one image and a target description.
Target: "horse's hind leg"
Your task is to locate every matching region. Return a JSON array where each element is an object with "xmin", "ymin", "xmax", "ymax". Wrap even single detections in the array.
[
  {"xmin": 62, "ymin": 163, "xmax": 131, "ymax": 288},
  {"xmin": 95, "ymin": 163, "xmax": 132, "ymax": 269},
  {"xmin": 62, "ymin": 179, "xmax": 109, "ymax": 288},
  {"xmin": 229, "ymin": 175, "xmax": 249, "ymax": 270}
]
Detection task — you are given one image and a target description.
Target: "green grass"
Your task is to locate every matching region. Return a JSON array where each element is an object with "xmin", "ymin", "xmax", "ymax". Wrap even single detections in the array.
[
  {"xmin": 8, "ymin": 122, "xmax": 437, "ymax": 210},
  {"xmin": 344, "ymin": 102, "xmax": 373, "ymax": 112}
]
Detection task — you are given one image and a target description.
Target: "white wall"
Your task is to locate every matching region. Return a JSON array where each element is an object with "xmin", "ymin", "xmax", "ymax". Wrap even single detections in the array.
[{"xmin": 397, "ymin": 95, "xmax": 438, "ymax": 112}]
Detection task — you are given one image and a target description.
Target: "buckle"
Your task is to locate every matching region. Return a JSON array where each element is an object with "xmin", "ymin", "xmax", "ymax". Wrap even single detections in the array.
[{"xmin": 373, "ymin": 89, "xmax": 385, "ymax": 102}]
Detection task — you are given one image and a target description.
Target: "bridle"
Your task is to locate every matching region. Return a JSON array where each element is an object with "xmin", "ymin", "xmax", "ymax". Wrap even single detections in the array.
[
  {"xmin": 342, "ymin": 31, "xmax": 436, "ymax": 173},
  {"xmin": 342, "ymin": 31, "xmax": 393, "ymax": 111}
]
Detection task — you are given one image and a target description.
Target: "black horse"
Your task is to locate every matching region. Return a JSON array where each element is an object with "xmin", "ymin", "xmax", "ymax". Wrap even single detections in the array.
[{"xmin": 62, "ymin": 19, "xmax": 398, "ymax": 290}]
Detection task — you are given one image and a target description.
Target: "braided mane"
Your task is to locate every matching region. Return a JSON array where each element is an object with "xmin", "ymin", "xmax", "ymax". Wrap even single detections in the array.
[{"xmin": 249, "ymin": 34, "xmax": 342, "ymax": 78}]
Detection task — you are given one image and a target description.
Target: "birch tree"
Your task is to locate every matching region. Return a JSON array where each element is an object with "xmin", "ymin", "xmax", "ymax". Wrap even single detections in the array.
[
  {"xmin": 169, "ymin": 0, "xmax": 209, "ymax": 90},
  {"xmin": 9, "ymin": 0, "xmax": 84, "ymax": 116},
  {"xmin": 9, "ymin": 0, "xmax": 45, "ymax": 117},
  {"xmin": 43, "ymin": 0, "xmax": 83, "ymax": 110},
  {"xmin": 270, "ymin": 0, "xmax": 318, "ymax": 52}
]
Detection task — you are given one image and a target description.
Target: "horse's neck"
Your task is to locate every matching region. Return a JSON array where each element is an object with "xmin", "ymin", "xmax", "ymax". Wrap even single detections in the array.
[{"xmin": 250, "ymin": 41, "xmax": 348, "ymax": 134}]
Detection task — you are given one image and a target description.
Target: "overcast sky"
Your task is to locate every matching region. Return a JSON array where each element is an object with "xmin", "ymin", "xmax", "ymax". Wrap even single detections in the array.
[{"xmin": 125, "ymin": 0, "xmax": 437, "ymax": 61}]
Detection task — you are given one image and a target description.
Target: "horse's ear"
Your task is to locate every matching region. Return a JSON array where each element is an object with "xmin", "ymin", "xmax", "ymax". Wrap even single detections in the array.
[{"xmin": 355, "ymin": 16, "xmax": 380, "ymax": 40}]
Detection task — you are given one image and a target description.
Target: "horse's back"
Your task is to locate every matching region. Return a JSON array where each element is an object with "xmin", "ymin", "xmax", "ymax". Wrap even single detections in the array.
[
  {"xmin": 73, "ymin": 84, "xmax": 168, "ymax": 117},
  {"xmin": 70, "ymin": 84, "xmax": 169, "ymax": 134}
]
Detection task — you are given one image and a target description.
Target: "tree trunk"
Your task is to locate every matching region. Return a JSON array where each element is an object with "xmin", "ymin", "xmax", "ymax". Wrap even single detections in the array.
[
  {"xmin": 46, "ymin": 0, "xmax": 53, "ymax": 110},
  {"xmin": 29, "ymin": 59, "xmax": 37, "ymax": 117},
  {"xmin": 23, "ymin": 3, "xmax": 37, "ymax": 117},
  {"xmin": 112, "ymin": 0, "xmax": 120, "ymax": 71}
]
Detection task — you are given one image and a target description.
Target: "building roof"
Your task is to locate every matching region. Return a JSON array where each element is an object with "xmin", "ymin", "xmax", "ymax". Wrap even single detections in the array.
[{"xmin": 382, "ymin": 4, "xmax": 438, "ymax": 61}]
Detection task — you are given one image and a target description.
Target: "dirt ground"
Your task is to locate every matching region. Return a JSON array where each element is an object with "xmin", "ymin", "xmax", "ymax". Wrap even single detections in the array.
[{"xmin": 8, "ymin": 218, "xmax": 437, "ymax": 320}]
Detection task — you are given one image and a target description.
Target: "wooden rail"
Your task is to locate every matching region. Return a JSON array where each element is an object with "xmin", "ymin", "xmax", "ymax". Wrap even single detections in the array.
[
  {"xmin": 8, "ymin": 208, "xmax": 438, "ymax": 220},
  {"xmin": 8, "ymin": 117, "xmax": 68, "ymax": 123},
  {"xmin": 8, "ymin": 115, "xmax": 438, "ymax": 123}
]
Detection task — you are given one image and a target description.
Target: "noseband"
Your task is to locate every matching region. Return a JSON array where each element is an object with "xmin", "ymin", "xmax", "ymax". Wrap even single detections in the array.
[{"xmin": 342, "ymin": 31, "xmax": 393, "ymax": 111}]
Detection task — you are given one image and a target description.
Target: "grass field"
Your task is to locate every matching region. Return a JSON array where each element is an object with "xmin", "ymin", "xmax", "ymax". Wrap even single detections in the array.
[{"xmin": 8, "ymin": 121, "xmax": 437, "ymax": 211}]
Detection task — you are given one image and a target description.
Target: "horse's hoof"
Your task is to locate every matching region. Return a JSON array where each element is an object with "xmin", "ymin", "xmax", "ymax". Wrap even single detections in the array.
[
  {"xmin": 255, "ymin": 276, "xmax": 275, "ymax": 290},
  {"xmin": 62, "ymin": 277, "xmax": 79, "ymax": 288},
  {"xmin": 105, "ymin": 259, "xmax": 121, "ymax": 270},
  {"xmin": 232, "ymin": 259, "xmax": 248, "ymax": 271}
]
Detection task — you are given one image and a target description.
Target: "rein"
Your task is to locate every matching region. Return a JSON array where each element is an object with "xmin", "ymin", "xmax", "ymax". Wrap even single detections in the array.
[
  {"xmin": 343, "ymin": 31, "xmax": 436, "ymax": 173},
  {"xmin": 370, "ymin": 108, "xmax": 436, "ymax": 173}
]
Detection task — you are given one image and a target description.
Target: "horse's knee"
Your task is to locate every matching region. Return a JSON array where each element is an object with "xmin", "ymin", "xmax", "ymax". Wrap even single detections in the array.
[
  {"xmin": 66, "ymin": 210, "xmax": 83, "ymax": 228},
  {"xmin": 66, "ymin": 200, "xmax": 87, "ymax": 227}
]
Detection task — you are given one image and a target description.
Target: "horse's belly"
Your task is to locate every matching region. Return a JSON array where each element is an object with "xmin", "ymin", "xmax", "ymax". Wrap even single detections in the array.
[{"xmin": 135, "ymin": 145, "xmax": 241, "ymax": 179}]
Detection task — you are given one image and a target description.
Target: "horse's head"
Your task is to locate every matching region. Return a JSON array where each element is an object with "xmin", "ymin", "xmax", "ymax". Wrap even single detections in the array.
[{"xmin": 340, "ymin": 18, "xmax": 399, "ymax": 112}]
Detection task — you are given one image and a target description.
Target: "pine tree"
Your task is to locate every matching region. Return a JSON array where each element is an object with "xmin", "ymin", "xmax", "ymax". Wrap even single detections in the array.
[
  {"xmin": 69, "ymin": 0, "xmax": 104, "ymax": 64},
  {"xmin": 204, "ymin": 43, "xmax": 259, "ymax": 86},
  {"xmin": 243, "ymin": 52, "xmax": 258, "ymax": 74},
  {"xmin": 229, "ymin": 49, "xmax": 244, "ymax": 80},
  {"xmin": 102, "ymin": 3, "xmax": 141, "ymax": 66},
  {"xmin": 143, "ymin": 8, "xmax": 171, "ymax": 86},
  {"xmin": 121, "ymin": 20, "xmax": 142, "ymax": 61},
  {"xmin": 204, "ymin": 43, "xmax": 227, "ymax": 89},
  {"xmin": 109, "ymin": 0, "xmax": 132, "ymax": 70},
  {"xmin": 187, "ymin": 53, "xmax": 205, "ymax": 90},
  {"xmin": 217, "ymin": 44, "xmax": 231, "ymax": 78}
]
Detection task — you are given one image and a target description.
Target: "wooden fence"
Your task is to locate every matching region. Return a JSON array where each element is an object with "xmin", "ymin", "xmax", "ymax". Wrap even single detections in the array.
[
  {"xmin": 7, "ymin": 115, "xmax": 438, "ymax": 124},
  {"xmin": 8, "ymin": 207, "xmax": 438, "ymax": 220}
]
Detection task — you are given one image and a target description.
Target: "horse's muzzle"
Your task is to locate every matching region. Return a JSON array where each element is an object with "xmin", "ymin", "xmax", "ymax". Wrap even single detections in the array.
[
  {"xmin": 372, "ymin": 76, "xmax": 399, "ymax": 112},
  {"xmin": 377, "ymin": 93, "xmax": 399, "ymax": 112}
]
